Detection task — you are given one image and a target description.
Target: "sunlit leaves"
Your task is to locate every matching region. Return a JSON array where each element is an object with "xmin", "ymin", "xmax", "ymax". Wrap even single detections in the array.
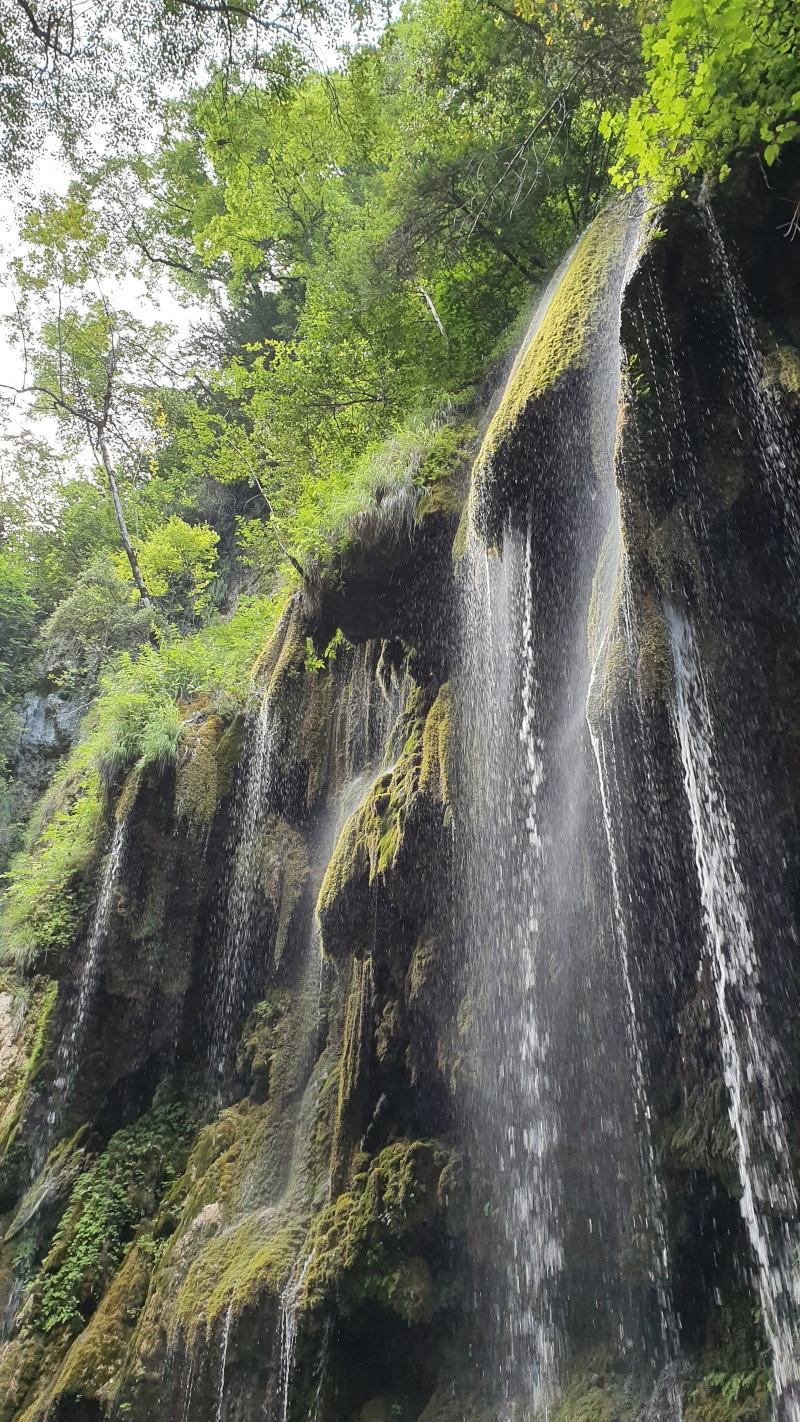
[{"xmin": 605, "ymin": 0, "xmax": 800, "ymax": 193}]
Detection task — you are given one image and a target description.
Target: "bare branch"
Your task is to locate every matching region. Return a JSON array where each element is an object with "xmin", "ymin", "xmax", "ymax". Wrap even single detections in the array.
[{"xmin": 416, "ymin": 284, "xmax": 451, "ymax": 356}]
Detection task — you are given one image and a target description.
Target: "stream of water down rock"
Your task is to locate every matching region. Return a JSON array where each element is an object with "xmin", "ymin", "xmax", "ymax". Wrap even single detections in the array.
[{"xmin": 5, "ymin": 171, "xmax": 800, "ymax": 1422}]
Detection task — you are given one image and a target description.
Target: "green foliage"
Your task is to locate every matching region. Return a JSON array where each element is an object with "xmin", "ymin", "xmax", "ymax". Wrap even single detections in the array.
[
  {"xmin": 0, "ymin": 550, "xmax": 36, "ymax": 692},
  {"xmin": 42, "ymin": 554, "xmax": 153, "ymax": 691},
  {"xmin": 1, "ymin": 764, "xmax": 104, "ymax": 970},
  {"xmin": 1, "ymin": 593, "xmax": 284, "ymax": 967},
  {"xmin": 13, "ymin": 475, "xmax": 123, "ymax": 615},
  {"xmin": 120, "ymin": 515, "xmax": 219, "ymax": 619},
  {"xmin": 606, "ymin": 0, "xmax": 800, "ymax": 194},
  {"xmin": 23, "ymin": 1104, "xmax": 194, "ymax": 1334},
  {"xmin": 0, "ymin": 0, "xmax": 369, "ymax": 175},
  {"xmin": 107, "ymin": 0, "xmax": 640, "ymax": 576}
]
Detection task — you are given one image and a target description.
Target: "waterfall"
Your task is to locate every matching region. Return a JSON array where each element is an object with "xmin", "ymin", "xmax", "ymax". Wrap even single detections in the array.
[
  {"xmin": 457, "ymin": 522, "xmax": 561, "ymax": 1413},
  {"xmin": 667, "ymin": 603, "xmax": 800, "ymax": 1420},
  {"xmin": 215, "ymin": 1301, "xmax": 233, "ymax": 1422},
  {"xmin": 278, "ymin": 1249, "xmax": 315, "ymax": 1422},
  {"xmin": 506, "ymin": 517, "xmax": 563, "ymax": 1411},
  {"xmin": 42, "ymin": 814, "xmax": 129, "ymax": 1156},
  {"xmin": 591, "ymin": 720, "xmax": 681, "ymax": 1390},
  {"xmin": 457, "ymin": 197, "xmax": 660, "ymax": 1412},
  {"xmin": 700, "ymin": 205, "xmax": 799, "ymax": 542},
  {"xmin": 208, "ymin": 680, "xmax": 277, "ymax": 1080}
]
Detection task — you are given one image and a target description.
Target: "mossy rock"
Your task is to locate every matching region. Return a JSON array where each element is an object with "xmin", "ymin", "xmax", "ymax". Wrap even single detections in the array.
[
  {"xmin": 17, "ymin": 1104, "xmax": 193, "ymax": 1344},
  {"xmin": 316, "ymin": 685, "xmax": 448, "ymax": 959},
  {"xmin": 549, "ymin": 1355, "xmax": 651, "ymax": 1422},
  {"xmin": 0, "ymin": 978, "xmax": 58, "ymax": 1180},
  {"xmin": 173, "ymin": 1213, "xmax": 302, "ymax": 1342},
  {"xmin": 300, "ymin": 1138, "xmax": 462, "ymax": 1323},
  {"xmin": 420, "ymin": 683, "xmax": 452, "ymax": 812},
  {"xmin": 0, "ymin": 1334, "xmax": 47, "ymax": 1422},
  {"xmin": 586, "ymin": 521, "xmax": 674, "ymax": 733},
  {"xmin": 174, "ymin": 700, "xmax": 227, "ymax": 835},
  {"xmin": 470, "ymin": 202, "xmax": 633, "ymax": 546},
  {"xmin": 38, "ymin": 1238, "xmax": 152, "ymax": 1415},
  {"xmin": 415, "ymin": 420, "xmax": 477, "ymax": 525}
]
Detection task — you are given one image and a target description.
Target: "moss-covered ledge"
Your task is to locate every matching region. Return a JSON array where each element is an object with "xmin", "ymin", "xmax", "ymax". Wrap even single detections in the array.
[{"xmin": 470, "ymin": 200, "xmax": 637, "ymax": 548}]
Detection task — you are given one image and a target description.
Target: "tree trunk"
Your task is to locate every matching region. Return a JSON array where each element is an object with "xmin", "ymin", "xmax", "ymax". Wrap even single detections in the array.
[{"xmin": 97, "ymin": 430, "xmax": 151, "ymax": 607}]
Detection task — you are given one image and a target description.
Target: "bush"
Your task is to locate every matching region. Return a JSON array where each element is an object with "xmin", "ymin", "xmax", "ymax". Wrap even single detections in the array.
[
  {"xmin": 42, "ymin": 554, "xmax": 154, "ymax": 692},
  {"xmin": 23, "ymin": 1103, "xmax": 194, "ymax": 1333},
  {"xmin": 126, "ymin": 516, "xmax": 220, "ymax": 623},
  {"xmin": 1, "ymin": 592, "xmax": 285, "ymax": 968}
]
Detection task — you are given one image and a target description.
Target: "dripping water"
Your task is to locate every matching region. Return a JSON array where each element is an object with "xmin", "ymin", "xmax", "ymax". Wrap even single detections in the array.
[
  {"xmin": 39, "ymin": 814, "xmax": 129, "ymax": 1164},
  {"xmin": 208, "ymin": 675, "xmax": 277, "ymax": 1081},
  {"xmin": 216, "ymin": 1300, "xmax": 234, "ymax": 1422},
  {"xmin": 700, "ymin": 204, "xmax": 799, "ymax": 549},
  {"xmin": 506, "ymin": 514, "xmax": 563, "ymax": 1413},
  {"xmin": 591, "ymin": 715, "xmax": 681, "ymax": 1402},
  {"xmin": 278, "ymin": 1249, "xmax": 315, "ymax": 1422},
  {"xmin": 667, "ymin": 603, "xmax": 800, "ymax": 1422}
]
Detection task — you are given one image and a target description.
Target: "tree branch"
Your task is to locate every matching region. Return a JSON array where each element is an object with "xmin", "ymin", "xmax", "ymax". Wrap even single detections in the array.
[{"xmin": 416, "ymin": 284, "xmax": 451, "ymax": 356}]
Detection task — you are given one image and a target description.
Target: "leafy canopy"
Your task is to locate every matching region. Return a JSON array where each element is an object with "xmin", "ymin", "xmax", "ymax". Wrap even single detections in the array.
[{"xmin": 605, "ymin": 0, "xmax": 800, "ymax": 193}]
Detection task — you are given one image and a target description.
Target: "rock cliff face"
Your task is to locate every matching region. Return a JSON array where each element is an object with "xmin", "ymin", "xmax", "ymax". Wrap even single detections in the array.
[{"xmin": 1, "ymin": 150, "xmax": 800, "ymax": 1422}]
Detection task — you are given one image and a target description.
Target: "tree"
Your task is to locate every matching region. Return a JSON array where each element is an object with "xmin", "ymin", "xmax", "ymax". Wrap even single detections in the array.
[
  {"xmin": 604, "ymin": 0, "xmax": 800, "ymax": 195},
  {"xmin": 0, "ymin": 0, "xmax": 374, "ymax": 174},
  {"xmin": 2, "ymin": 195, "xmax": 177, "ymax": 606}
]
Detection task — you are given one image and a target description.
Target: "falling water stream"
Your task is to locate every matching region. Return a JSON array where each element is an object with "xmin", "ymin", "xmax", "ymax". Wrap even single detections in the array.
[
  {"xmin": 14, "ymin": 194, "xmax": 800, "ymax": 1422},
  {"xmin": 668, "ymin": 604, "xmax": 800, "ymax": 1422},
  {"xmin": 208, "ymin": 670, "xmax": 279, "ymax": 1081},
  {"xmin": 278, "ymin": 1249, "xmax": 316, "ymax": 1422},
  {"xmin": 41, "ymin": 814, "xmax": 130, "ymax": 1162}
]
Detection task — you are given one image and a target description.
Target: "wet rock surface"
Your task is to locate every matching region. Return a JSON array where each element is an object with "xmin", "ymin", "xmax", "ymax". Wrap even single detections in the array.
[{"xmin": 1, "ymin": 156, "xmax": 800, "ymax": 1422}]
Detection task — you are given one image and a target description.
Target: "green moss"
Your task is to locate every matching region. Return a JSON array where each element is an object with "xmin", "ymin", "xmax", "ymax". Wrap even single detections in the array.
[
  {"xmin": 634, "ymin": 588, "xmax": 673, "ymax": 705},
  {"xmin": 0, "ymin": 1334, "xmax": 46, "ymax": 1422},
  {"xmin": 174, "ymin": 698, "xmax": 227, "ymax": 835},
  {"xmin": 21, "ymin": 1103, "xmax": 193, "ymax": 1335},
  {"xmin": 215, "ymin": 715, "xmax": 246, "ymax": 797},
  {"xmin": 451, "ymin": 493, "xmax": 474, "ymax": 564},
  {"xmin": 330, "ymin": 956, "xmax": 374, "ymax": 1194},
  {"xmin": 174, "ymin": 1214, "xmax": 303, "ymax": 1341},
  {"xmin": 301, "ymin": 669, "xmax": 336, "ymax": 808},
  {"xmin": 3, "ymin": 1125, "xmax": 90, "ymax": 1244},
  {"xmin": 256, "ymin": 817, "xmax": 309, "ymax": 965},
  {"xmin": 549, "ymin": 1358, "xmax": 649, "ymax": 1422},
  {"xmin": 470, "ymin": 203, "xmax": 631, "ymax": 540},
  {"xmin": 0, "ymin": 978, "xmax": 58, "ymax": 1162},
  {"xmin": 317, "ymin": 683, "xmax": 451, "ymax": 957},
  {"xmin": 667, "ymin": 1078, "xmax": 737, "ymax": 1182},
  {"xmin": 648, "ymin": 503, "xmax": 704, "ymax": 601},
  {"xmin": 237, "ymin": 992, "xmax": 289, "ymax": 1100},
  {"xmin": 586, "ymin": 546, "xmax": 632, "ymax": 736},
  {"xmin": 586, "ymin": 524, "xmax": 673, "ymax": 733},
  {"xmin": 129, "ymin": 1033, "xmax": 337, "ymax": 1362},
  {"xmin": 415, "ymin": 422, "xmax": 477, "ymax": 524},
  {"xmin": 251, "ymin": 593, "xmax": 304, "ymax": 688},
  {"xmin": 300, "ymin": 1138, "xmax": 460, "ymax": 1324},
  {"xmin": 45, "ymin": 1239, "xmax": 152, "ymax": 1411},
  {"xmin": 420, "ymin": 683, "xmax": 452, "ymax": 810}
]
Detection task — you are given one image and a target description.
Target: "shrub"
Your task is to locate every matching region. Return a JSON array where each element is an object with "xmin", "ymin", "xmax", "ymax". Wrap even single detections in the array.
[
  {"xmin": 1, "ymin": 592, "xmax": 285, "ymax": 968},
  {"xmin": 23, "ymin": 1104, "xmax": 194, "ymax": 1333}
]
